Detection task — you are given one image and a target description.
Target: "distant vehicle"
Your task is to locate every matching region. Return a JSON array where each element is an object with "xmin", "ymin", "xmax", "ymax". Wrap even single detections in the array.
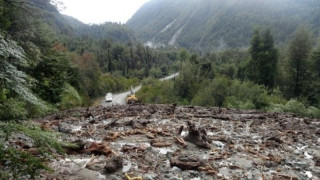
[
  {"xmin": 126, "ymin": 86, "xmax": 138, "ymax": 104},
  {"xmin": 106, "ymin": 93, "xmax": 112, "ymax": 102},
  {"xmin": 126, "ymin": 94, "xmax": 138, "ymax": 104}
]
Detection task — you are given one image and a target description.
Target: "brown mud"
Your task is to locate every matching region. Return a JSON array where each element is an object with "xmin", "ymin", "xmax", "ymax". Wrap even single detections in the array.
[{"xmin": 29, "ymin": 104, "xmax": 320, "ymax": 179}]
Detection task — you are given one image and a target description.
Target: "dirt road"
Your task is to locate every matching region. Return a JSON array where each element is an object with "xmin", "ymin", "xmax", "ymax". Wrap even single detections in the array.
[{"xmin": 101, "ymin": 72, "xmax": 179, "ymax": 106}]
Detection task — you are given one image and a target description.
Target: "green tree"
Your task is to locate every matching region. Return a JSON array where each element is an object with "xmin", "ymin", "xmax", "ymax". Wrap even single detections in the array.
[
  {"xmin": 309, "ymin": 42, "xmax": 320, "ymax": 106},
  {"xmin": 286, "ymin": 28, "xmax": 312, "ymax": 98},
  {"xmin": 32, "ymin": 53, "xmax": 68, "ymax": 103},
  {"xmin": 245, "ymin": 28, "xmax": 278, "ymax": 89},
  {"xmin": 260, "ymin": 29, "xmax": 278, "ymax": 88},
  {"xmin": 178, "ymin": 48, "xmax": 189, "ymax": 70},
  {"xmin": 210, "ymin": 76, "xmax": 231, "ymax": 108},
  {"xmin": 174, "ymin": 62, "xmax": 198, "ymax": 102},
  {"xmin": 0, "ymin": 0, "xmax": 16, "ymax": 31},
  {"xmin": 312, "ymin": 43, "xmax": 320, "ymax": 78},
  {"xmin": 0, "ymin": 35, "xmax": 43, "ymax": 105}
]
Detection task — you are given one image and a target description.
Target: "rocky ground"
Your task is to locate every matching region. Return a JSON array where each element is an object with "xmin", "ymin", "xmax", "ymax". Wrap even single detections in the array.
[{"xmin": 30, "ymin": 104, "xmax": 320, "ymax": 179}]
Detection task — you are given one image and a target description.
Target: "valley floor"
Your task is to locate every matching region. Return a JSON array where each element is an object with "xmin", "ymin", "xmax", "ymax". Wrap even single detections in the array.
[{"xmin": 32, "ymin": 104, "xmax": 320, "ymax": 179}]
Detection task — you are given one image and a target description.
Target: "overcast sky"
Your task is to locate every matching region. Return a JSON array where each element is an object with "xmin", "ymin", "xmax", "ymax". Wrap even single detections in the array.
[{"xmin": 60, "ymin": 0, "xmax": 149, "ymax": 24}]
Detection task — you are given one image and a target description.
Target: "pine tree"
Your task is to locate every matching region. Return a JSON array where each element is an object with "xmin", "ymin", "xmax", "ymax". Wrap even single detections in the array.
[
  {"xmin": 259, "ymin": 29, "xmax": 278, "ymax": 89},
  {"xmin": 287, "ymin": 28, "xmax": 312, "ymax": 98},
  {"xmin": 246, "ymin": 28, "xmax": 278, "ymax": 89},
  {"xmin": 309, "ymin": 42, "xmax": 320, "ymax": 106},
  {"xmin": 312, "ymin": 44, "xmax": 320, "ymax": 78}
]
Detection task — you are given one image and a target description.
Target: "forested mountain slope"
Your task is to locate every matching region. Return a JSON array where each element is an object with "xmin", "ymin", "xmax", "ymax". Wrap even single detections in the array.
[
  {"xmin": 63, "ymin": 15, "xmax": 136, "ymax": 43},
  {"xmin": 127, "ymin": 0, "xmax": 320, "ymax": 51},
  {"xmin": 0, "ymin": 0, "xmax": 178, "ymax": 120}
]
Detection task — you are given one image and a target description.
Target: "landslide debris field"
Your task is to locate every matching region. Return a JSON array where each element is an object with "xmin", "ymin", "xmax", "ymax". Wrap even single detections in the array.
[{"xmin": 34, "ymin": 104, "xmax": 320, "ymax": 179}]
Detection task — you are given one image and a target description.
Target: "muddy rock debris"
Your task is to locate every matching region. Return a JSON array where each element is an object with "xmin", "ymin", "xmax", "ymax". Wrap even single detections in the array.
[
  {"xmin": 29, "ymin": 104, "xmax": 320, "ymax": 179},
  {"xmin": 105, "ymin": 155, "xmax": 123, "ymax": 173},
  {"xmin": 184, "ymin": 121, "xmax": 211, "ymax": 149}
]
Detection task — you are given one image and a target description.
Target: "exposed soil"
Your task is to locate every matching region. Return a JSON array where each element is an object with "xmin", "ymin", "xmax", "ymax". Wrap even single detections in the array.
[{"xmin": 31, "ymin": 104, "xmax": 319, "ymax": 179}]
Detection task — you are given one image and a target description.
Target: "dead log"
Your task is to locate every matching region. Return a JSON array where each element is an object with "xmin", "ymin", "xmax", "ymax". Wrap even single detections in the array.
[
  {"xmin": 150, "ymin": 139, "xmax": 172, "ymax": 147},
  {"xmin": 184, "ymin": 121, "xmax": 211, "ymax": 149},
  {"xmin": 174, "ymin": 136, "xmax": 187, "ymax": 148},
  {"xmin": 170, "ymin": 157, "xmax": 201, "ymax": 170}
]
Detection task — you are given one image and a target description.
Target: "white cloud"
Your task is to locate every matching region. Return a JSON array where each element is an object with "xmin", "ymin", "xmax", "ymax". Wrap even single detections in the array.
[{"xmin": 60, "ymin": 0, "xmax": 149, "ymax": 24}]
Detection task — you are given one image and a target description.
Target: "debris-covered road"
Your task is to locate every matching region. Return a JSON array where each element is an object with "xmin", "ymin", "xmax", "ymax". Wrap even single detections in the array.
[{"xmin": 35, "ymin": 104, "xmax": 319, "ymax": 180}]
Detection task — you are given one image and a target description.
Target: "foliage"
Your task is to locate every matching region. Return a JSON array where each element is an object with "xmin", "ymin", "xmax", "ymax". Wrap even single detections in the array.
[
  {"xmin": 0, "ymin": 121, "xmax": 77, "ymax": 178},
  {"xmin": 0, "ymin": 0, "xmax": 178, "ymax": 120},
  {"xmin": 268, "ymin": 99, "xmax": 320, "ymax": 118},
  {"xmin": 242, "ymin": 29, "xmax": 278, "ymax": 89},
  {"xmin": 191, "ymin": 77, "xmax": 271, "ymax": 109},
  {"xmin": 0, "ymin": 122, "xmax": 74, "ymax": 153},
  {"xmin": 284, "ymin": 28, "xmax": 312, "ymax": 98},
  {"xmin": 225, "ymin": 96, "xmax": 256, "ymax": 110},
  {"xmin": 59, "ymin": 83, "xmax": 82, "ymax": 110},
  {"xmin": 32, "ymin": 53, "xmax": 69, "ymax": 104},
  {"xmin": 137, "ymin": 78, "xmax": 177, "ymax": 104},
  {"xmin": 0, "ymin": 35, "xmax": 44, "ymax": 106},
  {"xmin": 308, "ymin": 43, "xmax": 320, "ymax": 107},
  {"xmin": 0, "ymin": 143, "xmax": 51, "ymax": 179},
  {"xmin": 0, "ymin": 98, "xmax": 27, "ymax": 121},
  {"xmin": 2, "ymin": 0, "xmax": 320, "ymax": 124},
  {"xmin": 64, "ymin": 16, "xmax": 136, "ymax": 44},
  {"xmin": 128, "ymin": 0, "xmax": 320, "ymax": 51},
  {"xmin": 100, "ymin": 73, "xmax": 140, "ymax": 93},
  {"xmin": 174, "ymin": 62, "xmax": 198, "ymax": 101}
]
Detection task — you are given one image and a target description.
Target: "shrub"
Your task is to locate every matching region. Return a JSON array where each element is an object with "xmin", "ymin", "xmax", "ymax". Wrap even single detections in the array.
[
  {"xmin": 283, "ymin": 99, "xmax": 306, "ymax": 116},
  {"xmin": 191, "ymin": 86, "xmax": 215, "ymax": 107},
  {"xmin": 59, "ymin": 83, "xmax": 82, "ymax": 110},
  {"xmin": 267, "ymin": 103, "xmax": 285, "ymax": 113},
  {"xmin": 0, "ymin": 98, "xmax": 27, "ymax": 121},
  {"xmin": 100, "ymin": 73, "xmax": 140, "ymax": 94},
  {"xmin": 224, "ymin": 96, "xmax": 255, "ymax": 110},
  {"xmin": 230, "ymin": 80, "xmax": 269, "ymax": 109},
  {"xmin": 26, "ymin": 102, "xmax": 56, "ymax": 118},
  {"xmin": 0, "ymin": 121, "xmax": 77, "ymax": 178},
  {"xmin": 191, "ymin": 77, "xmax": 269, "ymax": 109},
  {"xmin": 0, "ymin": 143, "xmax": 51, "ymax": 179},
  {"xmin": 268, "ymin": 99, "xmax": 320, "ymax": 118},
  {"xmin": 137, "ymin": 79, "xmax": 177, "ymax": 104},
  {"xmin": 306, "ymin": 106, "xmax": 320, "ymax": 118}
]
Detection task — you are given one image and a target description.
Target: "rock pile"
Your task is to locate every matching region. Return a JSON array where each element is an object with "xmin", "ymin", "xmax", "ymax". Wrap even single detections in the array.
[{"xmin": 31, "ymin": 104, "xmax": 320, "ymax": 179}]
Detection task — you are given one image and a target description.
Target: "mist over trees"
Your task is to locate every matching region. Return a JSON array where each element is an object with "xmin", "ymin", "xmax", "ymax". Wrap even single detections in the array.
[{"xmin": 128, "ymin": 0, "xmax": 320, "ymax": 51}]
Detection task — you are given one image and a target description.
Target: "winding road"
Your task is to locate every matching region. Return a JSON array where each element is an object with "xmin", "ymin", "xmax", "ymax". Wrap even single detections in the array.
[{"xmin": 101, "ymin": 72, "xmax": 179, "ymax": 107}]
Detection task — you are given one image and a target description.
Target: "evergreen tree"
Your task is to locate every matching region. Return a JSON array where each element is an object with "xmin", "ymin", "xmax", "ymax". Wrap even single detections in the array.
[
  {"xmin": 309, "ymin": 43, "xmax": 320, "ymax": 106},
  {"xmin": 178, "ymin": 48, "xmax": 189, "ymax": 70},
  {"xmin": 246, "ymin": 28, "xmax": 278, "ymax": 89},
  {"xmin": 286, "ymin": 28, "xmax": 312, "ymax": 98},
  {"xmin": 32, "ymin": 53, "xmax": 68, "ymax": 103},
  {"xmin": 259, "ymin": 29, "xmax": 278, "ymax": 89},
  {"xmin": 312, "ymin": 44, "xmax": 320, "ymax": 78}
]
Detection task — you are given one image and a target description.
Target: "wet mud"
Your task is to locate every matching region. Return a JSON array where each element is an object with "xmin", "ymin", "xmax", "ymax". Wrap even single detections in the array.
[{"xmin": 32, "ymin": 104, "xmax": 320, "ymax": 179}]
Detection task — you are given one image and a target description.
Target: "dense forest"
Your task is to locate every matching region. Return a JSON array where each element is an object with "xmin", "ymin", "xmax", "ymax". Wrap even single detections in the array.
[
  {"xmin": 0, "ymin": 0, "xmax": 178, "ymax": 120},
  {"xmin": 137, "ymin": 28, "xmax": 320, "ymax": 118},
  {"xmin": 128, "ymin": 0, "xmax": 320, "ymax": 51}
]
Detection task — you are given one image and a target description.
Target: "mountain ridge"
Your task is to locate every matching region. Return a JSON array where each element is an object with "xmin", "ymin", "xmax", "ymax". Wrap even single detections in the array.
[{"xmin": 127, "ymin": 0, "xmax": 320, "ymax": 51}]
